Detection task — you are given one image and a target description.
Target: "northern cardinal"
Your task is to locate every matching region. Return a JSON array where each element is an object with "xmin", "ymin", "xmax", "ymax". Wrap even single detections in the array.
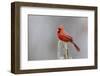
[{"xmin": 57, "ymin": 25, "xmax": 80, "ymax": 52}]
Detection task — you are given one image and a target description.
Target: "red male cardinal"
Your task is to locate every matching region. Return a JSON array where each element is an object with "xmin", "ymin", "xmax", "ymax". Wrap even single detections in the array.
[{"xmin": 57, "ymin": 25, "xmax": 80, "ymax": 52}]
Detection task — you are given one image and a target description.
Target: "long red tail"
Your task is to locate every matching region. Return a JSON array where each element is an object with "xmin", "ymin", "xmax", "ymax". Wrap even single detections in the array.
[{"xmin": 72, "ymin": 42, "xmax": 80, "ymax": 52}]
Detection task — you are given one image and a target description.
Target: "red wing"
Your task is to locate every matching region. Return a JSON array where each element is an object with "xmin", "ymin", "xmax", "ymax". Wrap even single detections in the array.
[
  {"xmin": 63, "ymin": 32, "xmax": 73, "ymax": 40},
  {"xmin": 58, "ymin": 34, "xmax": 71, "ymax": 42}
]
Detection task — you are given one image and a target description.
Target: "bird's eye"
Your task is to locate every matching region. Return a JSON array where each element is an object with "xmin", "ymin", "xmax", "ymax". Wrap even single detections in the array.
[
  {"xmin": 58, "ymin": 28, "xmax": 61, "ymax": 30},
  {"xmin": 57, "ymin": 28, "xmax": 61, "ymax": 33}
]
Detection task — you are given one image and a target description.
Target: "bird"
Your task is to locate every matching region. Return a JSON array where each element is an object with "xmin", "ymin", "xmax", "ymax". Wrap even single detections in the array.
[{"xmin": 57, "ymin": 25, "xmax": 80, "ymax": 52}]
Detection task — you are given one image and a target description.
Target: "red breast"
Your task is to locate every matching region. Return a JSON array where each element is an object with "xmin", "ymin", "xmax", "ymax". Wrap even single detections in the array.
[{"xmin": 57, "ymin": 25, "xmax": 72, "ymax": 42}]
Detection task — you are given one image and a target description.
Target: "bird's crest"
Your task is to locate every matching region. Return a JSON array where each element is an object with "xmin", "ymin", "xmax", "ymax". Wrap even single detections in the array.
[{"xmin": 58, "ymin": 24, "xmax": 64, "ymax": 29}]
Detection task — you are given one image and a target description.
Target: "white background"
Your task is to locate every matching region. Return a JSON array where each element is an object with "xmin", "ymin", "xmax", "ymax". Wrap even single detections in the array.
[{"xmin": 0, "ymin": 0, "xmax": 100, "ymax": 76}]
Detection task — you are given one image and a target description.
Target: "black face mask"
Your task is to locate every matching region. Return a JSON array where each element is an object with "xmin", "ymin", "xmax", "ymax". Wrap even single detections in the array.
[{"xmin": 58, "ymin": 28, "xmax": 61, "ymax": 33}]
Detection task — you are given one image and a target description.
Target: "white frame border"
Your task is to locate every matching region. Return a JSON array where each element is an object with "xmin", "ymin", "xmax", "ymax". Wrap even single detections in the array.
[{"xmin": 20, "ymin": 6, "xmax": 95, "ymax": 70}]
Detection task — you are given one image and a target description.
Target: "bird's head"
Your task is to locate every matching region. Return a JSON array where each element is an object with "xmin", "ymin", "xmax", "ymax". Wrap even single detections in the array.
[{"xmin": 57, "ymin": 25, "xmax": 64, "ymax": 33}]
